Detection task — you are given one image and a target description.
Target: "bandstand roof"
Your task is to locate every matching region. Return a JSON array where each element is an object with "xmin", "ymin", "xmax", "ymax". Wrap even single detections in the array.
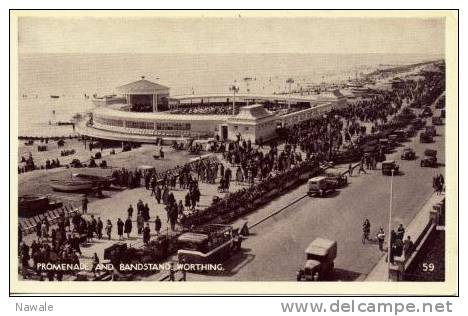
[{"xmin": 116, "ymin": 77, "xmax": 170, "ymax": 95}]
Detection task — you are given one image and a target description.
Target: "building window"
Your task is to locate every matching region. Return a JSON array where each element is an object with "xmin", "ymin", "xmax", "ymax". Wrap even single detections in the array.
[{"xmin": 245, "ymin": 126, "xmax": 249, "ymax": 131}]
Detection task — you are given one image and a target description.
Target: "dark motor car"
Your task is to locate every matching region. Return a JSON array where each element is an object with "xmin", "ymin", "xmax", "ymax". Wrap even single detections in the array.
[
  {"xmin": 401, "ymin": 147, "xmax": 416, "ymax": 160},
  {"xmin": 432, "ymin": 116, "xmax": 443, "ymax": 126},
  {"xmin": 420, "ymin": 132, "xmax": 433, "ymax": 143},
  {"xmin": 421, "ymin": 149, "xmax": 438, "ymax": 168},
  {"xmin": 324, "ymin": 169, "xmax": 348, "ymax": 188},
  {"xmin": 382, "ymin": 160, "xmax": 399, "ymax": 176},
  {"xmin": 425, "ymin": 126, "xmax": 437, "ymax": 137}
]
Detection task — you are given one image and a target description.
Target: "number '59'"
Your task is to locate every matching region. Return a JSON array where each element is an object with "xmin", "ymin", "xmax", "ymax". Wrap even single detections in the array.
[{"xmin": 422, "ymin": 263, "xmax": 435, "ymax": 272}]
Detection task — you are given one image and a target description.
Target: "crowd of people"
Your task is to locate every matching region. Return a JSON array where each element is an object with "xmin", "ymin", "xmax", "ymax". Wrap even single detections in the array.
[
  {"xmin": 111, "ymin": 168, "xmax": 143, "ymax": 188},
  {"xmin": 19, "ymin": 211, "xmax": 94, "ymax": 280},
  {"xmin": 170, "ymin": 104, "xmax": 236, "ymax": 115},
  {"xmin": 18, "ymin": 152, "xmax": 63, "ymax": 173}
]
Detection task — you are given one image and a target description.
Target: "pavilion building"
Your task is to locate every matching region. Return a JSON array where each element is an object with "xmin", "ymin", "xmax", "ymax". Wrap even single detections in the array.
[
  {"xmin": 79, "ymin": 76, "xmax": 347, "ymax": 144},
  {"xmin": 116, "ymin": 76, "xmax": 170, "ymax": 112}
]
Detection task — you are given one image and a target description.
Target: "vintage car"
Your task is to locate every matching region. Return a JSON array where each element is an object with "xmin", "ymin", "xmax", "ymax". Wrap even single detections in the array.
[
  {"xmin": 400, "ymin": 147, "xmax": 416, "ymax": 160},
  {"xmin": 419, "ymin": 131, "xmax": 433, "ymax": 143},
  {"xmin": 324, "ymin": 169, "xmax": 348, "ymax": 188},
  {"xmin": 381, "ymin": 160, "xmax": 399, "ymax": 175},
  {"xmin": 393, "ymin": 129, "xmax": 408, "ymax": 142},
  {"xmin": 404, "ymin": 125, "xmax": 416, "ymax": 137},
  {"xmin": 297, "ymin": 238, "xmax": 337, "ymax": 281},
  {"xmin": 388, "ymin": 134, "xmax": 399, "ymax": 147},
  {"xmin": 432, "ymin": 116, "xmax": 443, "ymax": 126},
  {"xmin": 307, "ymin": 176, "xmax": 336, "ymax": 197},
  {"xmin": 177, "ymin": 224, "xmax": 242, "ymax": 267},
  {"xmin": 425, "ymin": 126, "xmax": 437, "ymax": 137},
  {"xmin": 420, "ymin": 149, "xmax": 438, "ymax": 168}
]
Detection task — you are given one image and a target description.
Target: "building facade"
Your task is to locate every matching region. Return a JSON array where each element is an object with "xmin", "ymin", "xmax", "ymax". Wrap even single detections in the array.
[{"xmin": 79, "ymin": 77, "xmax": 347, "ymax": 144}]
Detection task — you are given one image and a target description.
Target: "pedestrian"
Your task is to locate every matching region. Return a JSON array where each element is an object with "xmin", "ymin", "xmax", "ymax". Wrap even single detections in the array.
[
  {"xmin": 82, "ymin": 195, "xmax": 89, "ymax": 214},
  {"xmin": 162, "ymin": 186, "xmax": 169, "ymax": 205},
  {"xmin": 377, "ymin": 227, "xmax": 385, "ymax": 251},
  {"xmin": 154, "ymin": 215, "xmax": 162, "ymax": 235},
  {"xmin": 36, "ymin": 220, "xmax": 42, "ymax": 239},
  {"xmin": 396, "ymin": 224, "xmax": 405, "ymax": 241},
  {"xmin": 362, "ymin": 218, "xmax": 371, "ymax": 243},
  {"xmin": 169, "ymin": 206, "xmax": 178, "ymax": 231},
  {"xmin": 127, "ymin": 204, "xmax": 133, "ymax": 218},
  {"xmin": 41, "ymin": 220, "xmax": 48, "ymax": 240},
  {"xmin": 155, "ymin": 186, "xmax": 162, "ymax": 204},
  {"xmin": 178, "ymin": 200, "xmax": 184, "ymax": 215},
  {"xmin": 87, "ymin": 222, "xmax": 94, "ymax": 242},
  {"xmin": 105, "ymin": 220, "xmax": 112, "ymax": 240},
  {"xmin": 348, "ymin": 163, "xmax": 353, "ymax": 177},
  {"xmin": 143, "ymin": 223, "xmax": 151, "ymax": 245},
  {"xmin": 358, "ymin": 159, "xmax": 367, "ymax": 174},
  {"xmin": 143, "ymin": 203, "xmax": 150, "ymax": 221},
  {"xmin": 116, "ymin": 218, "xmax": 124, "ymax": 240},
  {"xmin": 91, "ymin": 252, "xmax": 100, "ymax": 277},
  {"xmin": 124, "ymin": 216, "xmax": 132, "ymax": 238},
  {"xmin": 96, "ymin": 217, "xmax": 103, "ymax": 239},
  {"xmin": 137, "ymin": 212, "xmax": 144, "ymax": 234},
  {"xmin": 403, "ymin": 236, "xmax": 414, "ymax": 258}
]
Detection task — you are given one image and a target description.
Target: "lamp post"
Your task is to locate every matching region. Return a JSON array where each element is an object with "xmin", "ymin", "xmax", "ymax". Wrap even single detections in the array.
[
  {"xmin": 229, "ymin": 83, "xmax": 240, "ymax": 115},
  {"xmin": 286, "ymin": 78, "xmax": 294, "ymax": 110},
  {"xmin": 387, "ymin": 168, "xmax": 395, "ymax": 280}
]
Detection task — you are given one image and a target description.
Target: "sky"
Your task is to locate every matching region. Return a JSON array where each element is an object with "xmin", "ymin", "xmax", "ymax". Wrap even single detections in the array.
[{"xmin": 17, "ymin": 14, "xmax": 445, "ymax": 55}]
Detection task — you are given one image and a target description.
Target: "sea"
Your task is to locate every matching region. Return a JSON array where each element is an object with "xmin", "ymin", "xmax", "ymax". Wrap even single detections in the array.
[{"xmin": 17, "ymin": 53, "xmax": 441, "ymax": 137}]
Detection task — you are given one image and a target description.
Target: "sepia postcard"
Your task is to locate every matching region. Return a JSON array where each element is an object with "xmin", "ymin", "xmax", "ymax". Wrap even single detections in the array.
[{"xmin": 10, "ymin": 10, "xmax": 458, "ymax": 295}]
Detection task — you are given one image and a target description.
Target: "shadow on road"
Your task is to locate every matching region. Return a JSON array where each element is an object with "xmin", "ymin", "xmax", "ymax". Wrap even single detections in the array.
[{"xmin": 333, "ymin": 268, "xmax": 363, "ymax": 281}]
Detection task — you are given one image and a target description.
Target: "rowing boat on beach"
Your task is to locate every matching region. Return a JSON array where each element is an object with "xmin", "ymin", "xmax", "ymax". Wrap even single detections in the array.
[
  {"xmin": 50, "ymin": 173, "xmax": 112, "ymax": 192},
  {"xmin": 50, "ymin": 179, "xmax": 94, "ymax": 192}
]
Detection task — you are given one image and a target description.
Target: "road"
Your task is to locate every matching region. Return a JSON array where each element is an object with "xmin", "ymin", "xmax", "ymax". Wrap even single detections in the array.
[{"xmin": 186, "ymin": 102, "xmax": 445, "ymax": 281}]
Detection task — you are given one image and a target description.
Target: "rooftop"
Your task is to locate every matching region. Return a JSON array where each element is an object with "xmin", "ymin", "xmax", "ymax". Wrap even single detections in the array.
[
  {"xmin": 233, "ymin": 104, "xmax": 274, "ymax": 121},
  {"xmin": 116, "ymin": 76, "xmax": 170, "ymax": 95}
]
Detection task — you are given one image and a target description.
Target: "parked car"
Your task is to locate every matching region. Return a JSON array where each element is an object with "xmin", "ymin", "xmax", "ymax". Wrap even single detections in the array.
[
  {"xmin": 401, "ymin": 147, "xmax": 416, "ymax": 160},
  {"xmin": 404, "ymin": 125, "xmax": 417, "ymax": 137},
  {"xmin": 307, "ymin": 176, "xmax": 336, "ymax": 197},
  {"xmin": 297, "ymin": 238, "xmax": 337, "ymax": 281},
  {"xmin": 324, "ymin": 169, "xmax": 348, "ymax": 188},
  {"xmin": 432, "ymin": 116, "xmax": 443, "ymax": 125},
  {"xmin": 421, "ymin": 149, "xmax": 438, "ymax": 167},
  {"xmin": 388, "ymin": 134, "xmax": 399, "ymax": 147},
  {"xmin": 381, "ymin": 160, "xmax": 399, "ymax": 175},
  {"xmin": 420, "ymin": 132, "xmax": 433, "ymax": 143},
  {"xmin": 425, "ymin": 126, "xmax": 437, "ymax": 137},
  {"xmin": 393, "ymin": 129, "xmax": 408, "ymax": 142}
]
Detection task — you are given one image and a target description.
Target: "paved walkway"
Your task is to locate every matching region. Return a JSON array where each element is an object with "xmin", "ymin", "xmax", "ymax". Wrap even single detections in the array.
[{"xmin": 365, "ymin": 192, "xmax": 445, "ymax": 281}]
